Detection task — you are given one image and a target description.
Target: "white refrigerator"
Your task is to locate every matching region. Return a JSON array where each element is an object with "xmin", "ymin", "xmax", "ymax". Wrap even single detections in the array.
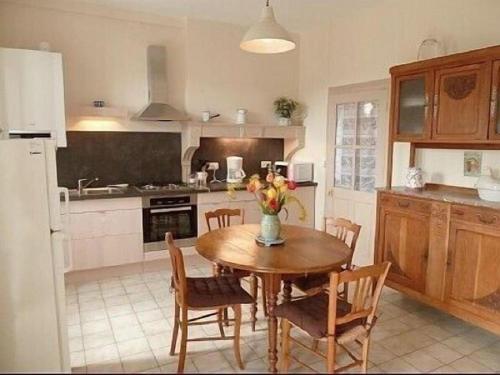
[{"xmin": 0, "ymin": 139, "xmax": 70, "ymax": 372}]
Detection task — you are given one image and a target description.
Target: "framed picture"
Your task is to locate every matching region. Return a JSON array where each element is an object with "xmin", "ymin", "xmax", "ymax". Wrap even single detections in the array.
[{"xmin": 464, "ymin": 151, "xmax": 482, "ymax": 177}]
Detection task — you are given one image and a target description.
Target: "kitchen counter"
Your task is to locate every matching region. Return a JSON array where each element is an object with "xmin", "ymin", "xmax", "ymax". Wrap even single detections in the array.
[
  {"xmin": 65, "ymin": 181, "xmax": 318, "ymax": 201},
  {"xmin": 377, "ymin": 185, "xmax": 500, "ymax": 210}
]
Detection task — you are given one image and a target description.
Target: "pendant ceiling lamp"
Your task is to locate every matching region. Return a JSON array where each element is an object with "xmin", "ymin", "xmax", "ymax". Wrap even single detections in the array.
[{"xmin": 240, "ymin": 0, "xmax": 296, "ymax": 54}]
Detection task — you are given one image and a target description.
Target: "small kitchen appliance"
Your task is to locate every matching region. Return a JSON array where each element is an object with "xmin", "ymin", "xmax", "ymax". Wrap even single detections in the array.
[
  {"xmin": 274, "ymin": 161, "xmax": 314, "ymax": 182},
  {"xmin": 226, "ymin": 156, "xmax": 246, "ymax": 183},
  {"xmin": 476, "ymin": 168, "xmax": 500, "ymax": 202}
]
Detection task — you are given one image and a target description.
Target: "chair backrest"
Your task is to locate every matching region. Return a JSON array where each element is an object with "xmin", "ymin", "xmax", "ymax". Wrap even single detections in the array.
[
  {"xmin": 165, "ymin": 232, "xmax": 187, "ymax": 306},
  {"xmin": 327, "ymin": 262, "xmax": 391, "ymax": 337},
  {"xmin": 205, "ymin": 208, "xmax": 245, "ymax": 232},
  {"xmin": 324, "ymin": 217, "xmax": 361, "ymax": 254}
]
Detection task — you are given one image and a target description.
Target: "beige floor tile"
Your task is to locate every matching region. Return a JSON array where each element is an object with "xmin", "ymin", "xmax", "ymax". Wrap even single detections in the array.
[
  {"xmin": 233, "ymin": 357, "xmax": 268, "ymax": 373},
  {"xmin": 420, "ymin": 324, "xmax": 455, "ymax": 341},
  {"xmin": 398, "ymin": 312, "xmax": 433, "ymax": 328},
  {"xmin": 366, "ymin": 343, "xmax": 397, "ymax": 365},
  {"xmin": 67, "ymin": 324, "xmax": 82, "ymax": 339},
  {"xmin": 86, "ymin": 359, "xmax": 123, "ymax": 373},
  {"xmin": 110, "ymin": 314, "xmax": 140, "ymax": 331},
  {"xmin": 137, "ymin": 309, "xmax": 164, "ymax": 324},
  {"xmin": 128, "ymin": 292, "xmax": 154, "ymax": 304},
  {"xmin": 104, "ymin": 295, "xmax": 130, "ymax": 307},
  {"xmin": 378, "ymin": 357, "xmax": 421, "ymax": 373},
  {"xmin": 114, "ymin": 324, "xmax": 146, "ymax": 343},
  {"xmin": 77, "ymin": 282, "xmax": 101, "ymax": 294},
  {"xmin": 85, "ymin": 343, "xmax": 120, "ymax": 365},
  {"xmin": 70, "ymin": 350, "xmax": 86, "ymax": 368},
  {"xmin": 82, "ymin": 319, "xmax": 112, "ymax": 336},
  {"xmin": 121, "ymin": 350, "xmax": 159, "ymax": 373},
  {"xmin": 191, "ymin": 350, "xmax": 233, "ymax": 372},
  {"xmin": 80, "ymin": 308, "xmax": 108, "ymax": 323},
  {"xmin": 66, "ymin": 312, "xmax": 81, "ymax": 326},
  {"xmin": 120, "ymin": 275, "xmax": 144, "ymax": 287},
  {"xmin": 79, "ymin": 299, "xmax": 106, "ymax": 312},
  {"xmin": 421, "ymin": 342, "xmax": 463, "ymax": 365},
  {"xmin": 132, "ymin": 300, "xmax": 159, "ymax": 313},
  {"xmin": 442, "ymin": 334, "xmax": 490, "ymax": 356},
  {"xmin": 220, "ymin": 343, "xmax": 259, "ymax": 365},
  {"xmin": 83, "ymin": 331, "xmax": 116, "ymax": 350},
  {"xmin": 449, "ymin": 356, "xmax": 494, "ymax": 373},
  {"xmin": 107, "ymin": 303, "xmax": 134, "ymax": 318},
  {"xmin": 468, "ymin": 347, "xmax": 500, "ymax": 371},
  {"xmin": 69, "ymin": 336, "xmax": 84, "ymax": 353},
  {"xmin": 380, "ymin": 329, "xmax": 435, "ymax": 356},
  {"xmin": 141, "ymin": 318, "xmax": 170, "ymax": 336},
  {"xmin": 101, "ymin": 286, "xmax": 126, "ymax": 298},
  {"xmin": 377, "ymin": 318, "xmax": 413, "ymax": 336},
  {"xmin": 431, "ymin": 364, "xmax": 457, "ymax": 373},
  {"xmin": 402, "ymin": 349, "xmax": 444, "ymax": 372},
  {"xmin": 147, "ymin": 332, "xmax": 171, "ymax": 350},
  {"xmin": 160, "ymin": 358, "xmax": 197, "ymax": 373},
  {"xmin": 78, "ymin": 290, "xmax": 103, "ymax": 302},
  {"xmin": 125, "ymin": 283, "xmax": 150, "ymax": 295},
  {"xmin": 152, "ymin": 346, "xmax": 174, "ymax": 366},
  {"xmin": 117, "ymin": 337, "xmax": 151, "ymax": 357}
]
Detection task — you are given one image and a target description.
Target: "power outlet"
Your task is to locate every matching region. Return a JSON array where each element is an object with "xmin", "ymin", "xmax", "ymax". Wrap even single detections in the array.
[{"xmin": 261, "ymin": 161, "xmax": 272, "ymax": 169}]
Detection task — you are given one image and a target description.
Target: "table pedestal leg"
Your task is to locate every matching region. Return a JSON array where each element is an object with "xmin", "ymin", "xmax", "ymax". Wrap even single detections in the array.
[
  {"xmin": 265, "ymin": 273, "xmax": 282, "ymax": 374},
  {"xmin": 283, "ymin": 279, "xmax": 292, "ymax": 303}
]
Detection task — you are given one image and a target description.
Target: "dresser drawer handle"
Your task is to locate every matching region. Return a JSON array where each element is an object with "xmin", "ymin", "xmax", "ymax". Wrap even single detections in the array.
[
  {"xmin": 476, "ymin": 214, "xmax": 497, "ymax": 225},
  {"xmin": 398, "ymin": 201, "xmax": 410, "ymax": 208},
  {"xmin": 452, "ymin": 209, "xmax": 464, "ymax": 216}
]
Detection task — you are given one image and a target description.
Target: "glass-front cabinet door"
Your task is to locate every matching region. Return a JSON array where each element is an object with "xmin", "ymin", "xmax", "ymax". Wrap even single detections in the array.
[
  {"xmin": 392, "ymin": 72, "xmax": 433, "ymax": 141},
  {"xmin": 489, "ymin": 60, "xmax": 500, "ymax": 140}
]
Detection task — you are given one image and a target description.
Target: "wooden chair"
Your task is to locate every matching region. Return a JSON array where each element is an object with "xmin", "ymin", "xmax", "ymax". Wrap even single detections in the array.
[
  {"xmin": 205, "ymin": 208, "xmax": 267, "ymax": 331},
  {"xmin": 291, "ymin": 217, "xmax": 362, "ymax": 298},
  {"xmin": 277, "ymin": 262, "xmax": 391, "ymax": 373},
  {"xmin": 166, "ymin": 232, "xmax": 254, "ymax": 373}
]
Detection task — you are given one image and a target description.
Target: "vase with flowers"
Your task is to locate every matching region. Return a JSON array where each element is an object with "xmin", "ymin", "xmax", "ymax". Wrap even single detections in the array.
[{"xmin": 246, "ymin": 171, "xmax": 306, "ymax": 245}]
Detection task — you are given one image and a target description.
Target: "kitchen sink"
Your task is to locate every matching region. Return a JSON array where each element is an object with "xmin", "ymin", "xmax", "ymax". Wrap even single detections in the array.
[{"xmin": 69, "ymin": 187, "xmax": 125, "ymax": 196}]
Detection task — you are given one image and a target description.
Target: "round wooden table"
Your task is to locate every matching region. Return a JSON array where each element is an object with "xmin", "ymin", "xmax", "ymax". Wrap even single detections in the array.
[{"xmin": 195, "ymin": 224, "xmax": 351, "ymax": 373}]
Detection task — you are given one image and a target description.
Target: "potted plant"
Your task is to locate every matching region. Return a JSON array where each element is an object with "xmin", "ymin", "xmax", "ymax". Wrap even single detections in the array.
[
  {"xmin": 246, "ymin": 171, "xmax": 306, "ymax": 244},
  {"xmin": 273, "ymin": 97, "xmax": 299, "ymax": 126}
]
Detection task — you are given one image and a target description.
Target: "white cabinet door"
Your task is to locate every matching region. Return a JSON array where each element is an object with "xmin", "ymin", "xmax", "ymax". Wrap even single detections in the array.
[{"xmin": 0, "ymin": 48, "xmax": 66, "ymax": 146}]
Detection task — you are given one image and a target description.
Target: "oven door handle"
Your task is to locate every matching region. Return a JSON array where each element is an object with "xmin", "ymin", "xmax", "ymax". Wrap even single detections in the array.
[{"xmin": 150, "ymin": 207, "xmax": 193, "ymax": 214}]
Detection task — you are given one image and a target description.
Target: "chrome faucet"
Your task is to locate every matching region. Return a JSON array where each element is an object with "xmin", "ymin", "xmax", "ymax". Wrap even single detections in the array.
[{"xmin": 77, "ymin": 177, "xmax": 99, "ymax": 195}]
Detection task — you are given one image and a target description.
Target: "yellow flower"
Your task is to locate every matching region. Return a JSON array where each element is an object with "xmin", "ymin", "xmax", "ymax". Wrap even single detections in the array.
[
  {"xmin": 279, "ymin": 184, "xmax": 288, "ymax": 193},
  {"xmin": 273, "ymin": 175, "xmax": 285, "ymax": 188},
  {"xmin": 267, "ymin": 188, "xmax": 277, "ymax": 199}
]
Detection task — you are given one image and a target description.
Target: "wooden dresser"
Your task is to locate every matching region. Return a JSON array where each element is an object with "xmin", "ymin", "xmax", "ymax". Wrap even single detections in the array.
[{"xmin": 375, "ymin": 185, "xmax": 500, "ymax": 334}]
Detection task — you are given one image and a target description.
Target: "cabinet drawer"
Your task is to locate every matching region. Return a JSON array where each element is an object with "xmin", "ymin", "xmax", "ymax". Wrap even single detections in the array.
[
  {"xmin": 450, "ymin": 205, "xmax": 500, "ymax": 229},
  {"xmin": 379, "ymin": 194, "xmax": 431, "ymax": 215}
]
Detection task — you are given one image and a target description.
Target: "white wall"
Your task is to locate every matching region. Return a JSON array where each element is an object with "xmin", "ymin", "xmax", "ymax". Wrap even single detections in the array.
[
  {"xmin": 0, "ymin": 0, "xmax": 300, "ymax": 131},
  {"xmin": 295, "ymin": 0, "xmax": 500, "ymax": 227},
  {"xmin": 185, "ymin": 18, "xmax": 299, "ymax": 124}
]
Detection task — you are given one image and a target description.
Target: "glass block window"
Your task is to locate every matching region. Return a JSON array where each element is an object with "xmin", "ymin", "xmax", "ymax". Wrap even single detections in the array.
[{"xmin": 334, "ymin": 100, "xmax": 378, "ymax": 192}]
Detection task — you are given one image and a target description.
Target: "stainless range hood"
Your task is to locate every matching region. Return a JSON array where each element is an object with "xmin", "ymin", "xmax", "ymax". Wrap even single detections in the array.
[{"xmin": 134, "ymin": 45, "xmax": 188, "ymax": 121}]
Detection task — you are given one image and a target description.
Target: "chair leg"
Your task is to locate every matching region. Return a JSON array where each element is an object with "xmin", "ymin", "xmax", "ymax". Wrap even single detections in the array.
[
  {"xmin": 169, "ymin": 300, "xmax": 180, "ymax": 356},
  {"xmin": 326, "ymin": 335, "xmax": 336, "ymax": 374},
  {"xmin": 280, "ymin": 318, "xmax": 291, "ymax": 373},
  {"xmin": 250, "ymin": 274, "xmax": 258, "ymax": 331},
  {"xmin": 217, "ymin": 309, "xmax": 226, "ymax": 338},
  {"xmin": 177, "ymin": 308, "xmax": 188, "ymax": 374},
  {"xmin": 232, "ymin": 304, "xmax": 244, "ymax": 370},
  {"xmin": 261, "ymin": 277, "xmax": 268, "ymax": 317},
  {"xmin": 223, "ymin": 308, "xmax": 230, "ymax": 326},
  {"xmin": 361, "ymin": 337, "xmax": 370, "ymax": 373}
]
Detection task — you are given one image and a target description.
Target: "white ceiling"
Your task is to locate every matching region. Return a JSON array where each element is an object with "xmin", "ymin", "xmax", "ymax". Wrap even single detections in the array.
[{"xmin": 66, "ymin": 0, "xmax": 335, "ymax": 30}]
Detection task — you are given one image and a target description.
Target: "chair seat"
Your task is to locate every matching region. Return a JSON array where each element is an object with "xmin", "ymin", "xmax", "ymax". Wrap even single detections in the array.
[
  {"xmin": 186, "ymin": 275, "xmax": 254, "ymax": 308},
  {"xmin": 275, "ymin": 293, "xmax": 366, "ymax": 339}
]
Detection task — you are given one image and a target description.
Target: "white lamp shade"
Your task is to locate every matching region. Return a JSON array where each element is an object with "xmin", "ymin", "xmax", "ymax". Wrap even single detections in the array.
[{"xmin": 240, "ymin": 5, "xmax": 296, "ymax": 54}]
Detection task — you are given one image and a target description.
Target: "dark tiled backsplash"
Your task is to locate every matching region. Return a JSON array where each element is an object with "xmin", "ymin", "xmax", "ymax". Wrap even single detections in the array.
[
  {"xmin": 57, "ymin": 131, "xmax": 182, "ymax": 188},
  {"xmin": 191, "ymin": 138, "xmax": 284, "ymax": 180}
]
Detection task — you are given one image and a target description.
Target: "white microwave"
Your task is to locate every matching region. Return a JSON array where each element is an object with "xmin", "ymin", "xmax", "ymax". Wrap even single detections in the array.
[{"xmin": 274, "ymin": 161, "xmax": 314, "ymax": 182}]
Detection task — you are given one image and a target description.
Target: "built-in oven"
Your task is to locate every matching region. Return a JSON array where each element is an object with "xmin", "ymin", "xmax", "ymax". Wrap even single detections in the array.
[{"xmin": 142, "ymin": 194, "xmax": 197, "ymax": 252}]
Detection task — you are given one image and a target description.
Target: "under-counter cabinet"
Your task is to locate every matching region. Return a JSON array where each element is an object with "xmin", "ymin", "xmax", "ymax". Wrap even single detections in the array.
[
  {"xmin": 377, "ymin": 195, "xmax": 430, "ymax": 293},
  {"xmin": 446, "ymin": 205, "xmax": 500, "ymax": 324},
  {"xmin": 375, "ymin": 189, "xmax": 500, "ymax": 334},
  {"xmin": 68, "ymin": 198, "xmax": 143, "ymax": 270}
]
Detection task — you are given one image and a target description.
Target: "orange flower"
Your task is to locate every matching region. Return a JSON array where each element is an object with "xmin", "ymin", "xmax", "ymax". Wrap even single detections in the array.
[
  {"xmin": 287, "ymin": 180, "xmax": 297, "ymax": 190},
  {"xmin": 268, "ymin": 198, "xmax": 279, "ymax": 211}
]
